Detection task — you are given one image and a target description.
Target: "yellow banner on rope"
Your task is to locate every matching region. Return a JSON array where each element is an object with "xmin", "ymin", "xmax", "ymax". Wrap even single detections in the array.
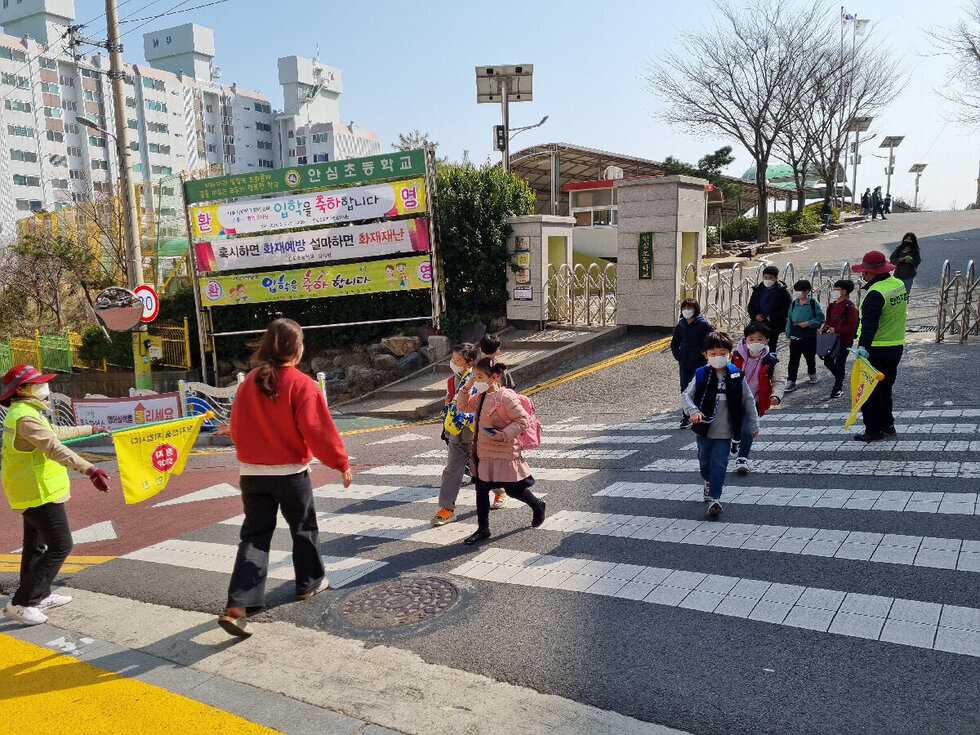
[
  {"xmin": 844, "ymin": 355, "xmax": 886, "ymax": 430},
  {"xmin": 112, "ymin": 415, "xmax": 206, "ymax": 504}
]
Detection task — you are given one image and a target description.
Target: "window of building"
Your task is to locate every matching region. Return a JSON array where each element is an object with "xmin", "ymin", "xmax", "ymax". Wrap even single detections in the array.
[
  {"xmin": 84, "ymin": 90, "xmax": 103, "ymax": 102},
  {"xmin": 69, "ymin": 169, "xmax": 83, "ymax": 180},
  {"xmin": 129, "ymin": 141, "xmax": 139, "ymax": 151},
  {"xmin": 148, "ymin": 143, "xmax": 159, "ymax": 153},
  {"xmin": 13, "ymin": 174, "xmax": 41, "ymax": 187},
  {"xmin": 45, "ymin": 130, "xmax": 63, "ymax": 142},
  {"xmin": 147, "ymin": 122, "xmax": 169, "ymax": 133},
  {"xmin": 128, "ymin": 118, "xmax": 138, "ymax": 129},
  {"xmin": 258, "ymin": 159, "xmax": 273, "ymax": 168},
  {"xmin": 49, "ymin": 154, "xmax": 67, "ymax": 166},
  {"xmin": 58, "ymin": 74, "xmax": 75, "ymax": 87},
  {"xmin": 9, "ymin": 149, "xmax": 37, "ymax": 162},
  {"xmin": 151, "ymin": 165, "xmax": 172, "ymax": 175},
  {"xmin": 205, "ymin": 104, "xmax": 213, "ymax": 113},
  {"xmin": 313, "ymin": 153, "xmax": 328, "ymax": 163},
  {"xmin": 43, "ymin": 106, "xmax": 62, "ymax": 118},
  {"xmin": 126, "ymin": 96, "xmax": 136, "ymax": 108},
  {"xmin": 287, "ymin": 129, "xmax": 294, "ymax": 138},
  {"xmin": 93, "ymin": 182, "xmax": 111, "ymax": 193},
  {"xmin": 65, "ymin": 123, "xmax": 79, "ymax": 135},
  {"xmin": 287, "ymin": 148, "xmax": 295, "ymax": 158},
  {"xmin": 256, "ymin": 139, "xmax": 272, "ymax": 150},
  {"xmin": 67, "ymin": 146, "xmax": 82, "ymax": 157},
  {"xmin": 297, "ymin": 156, "xmax": 307, "ymax": 165},
  {"xmin": 2, "ymin": 72, "xmax": 30, "ymax": 88},
  {"xmin": 256, "ymin": 122, "xmax": 272, "ymax": 133},
  {"xmin": 207, "ymin": 144, "xmax": 216, "ymax": 153},
  {"xmin": 51, "ymin": 179, "xmax": 69, "ymax": 189},
  {"xmin": 0, "ymin": 47, "xmax": 27, "ymax": 62},
  {"xmin": 91, "ymin": 159, "xmax": 108, "ymax": 170},
  {"xmin": 41, "ymin": 82, "xmax": 58, "ymax": 94},
  {"xmin": 132, "ymin": 163, "xmax": 142, "ymax": 173},
  {"xmin": 4, "ymin": 99, "xmax": 31, "ymax": 112},
  {"xmin": 39, "ymin": 57, "xmax": 57, "ymax": 69},
  {"xmin": 61, "ymin": 99, "xmax": 77, "ymax": 111},
  {"xmin": 87, "ymin": 135, "xmax": 106, "ymax": 147}
]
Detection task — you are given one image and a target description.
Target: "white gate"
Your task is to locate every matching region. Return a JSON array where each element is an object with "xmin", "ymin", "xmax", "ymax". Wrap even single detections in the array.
[{"xmin": 546, "ymin": 263, "xmax": 617, "ymax": 326}]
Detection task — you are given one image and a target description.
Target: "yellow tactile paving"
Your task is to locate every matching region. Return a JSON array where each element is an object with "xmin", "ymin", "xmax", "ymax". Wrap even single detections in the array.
[
  {"xmin": 0, "ymin": 634, "xmax": 280, "ymax": 734},
  {"xmin": 0, "ymin": 554, "xmax": 115, "ymax": 575}
]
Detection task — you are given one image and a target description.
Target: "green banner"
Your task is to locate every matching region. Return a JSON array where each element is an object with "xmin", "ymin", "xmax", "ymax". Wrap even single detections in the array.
[
  {"xmin": 199, "ymin": 255, "xmax": 433, "ymax": 307},
  {"xmin": 184, "ymin": 150, "xmax": 427, "ymax": 204}
]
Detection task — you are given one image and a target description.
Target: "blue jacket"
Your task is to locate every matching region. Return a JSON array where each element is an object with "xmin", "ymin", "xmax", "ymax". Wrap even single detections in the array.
[{"xmin": 671, "ymin": 314, "xmax": 713, "ymax": 370}]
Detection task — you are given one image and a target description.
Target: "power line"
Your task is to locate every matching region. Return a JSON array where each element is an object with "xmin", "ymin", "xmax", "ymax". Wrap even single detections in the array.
[
  {"xmin": 119, "ymin": 0, "xmax": 196, "ymax": 38},
  {"xmin": 119, "ymin": 0, "xmax": 229, "ymax": 26}
]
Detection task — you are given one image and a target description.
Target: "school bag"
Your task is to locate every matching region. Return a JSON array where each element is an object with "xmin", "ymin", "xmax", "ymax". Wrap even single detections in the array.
[{"xmin": 495, "ymin": 389, "xmax": 542, "ymax": 449}]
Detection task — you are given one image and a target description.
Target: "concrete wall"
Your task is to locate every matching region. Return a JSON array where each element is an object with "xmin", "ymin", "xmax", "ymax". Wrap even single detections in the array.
[
  {"xmin": 504, "ymin": 215, "xmax": 575, "ymax": 329},
  {"xmin": 615, "ymin": 175, "xmax": 707, "ymax": 328}
]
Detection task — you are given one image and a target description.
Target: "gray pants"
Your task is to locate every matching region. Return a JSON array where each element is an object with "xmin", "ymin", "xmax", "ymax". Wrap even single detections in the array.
[{"xmin": 438, "ymin": 428, "xmax": 473, "ymax": 511}]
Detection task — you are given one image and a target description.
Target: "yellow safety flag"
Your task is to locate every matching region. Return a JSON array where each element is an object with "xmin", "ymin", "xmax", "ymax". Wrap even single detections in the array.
[
  {"xmin": 112, "ymin": 414, "xmax": 207, "ymax": 504},
  {"xmin": 844, "ymin": 355, "xmax": 886, "ymax": 430}
]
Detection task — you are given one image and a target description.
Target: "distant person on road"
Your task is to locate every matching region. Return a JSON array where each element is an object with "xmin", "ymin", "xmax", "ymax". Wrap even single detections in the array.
[
  {"xmin": 747, "ymin": 265, "xmax": 792, "ymax": 353},
  {"xmin": 457, "ymin": 358, "xmax": 545, "ymax": 545},
  {"xmin": 820, "ymin": 197, "xmax": 832, "ymax": 231},
  {"xmin": 871, "ymin": 186, "xmax": 886, "ymax": 220},
  {"xmin": 818, "ymin": 279, "xmax": 859, "ymax": 399},
  {"xmin": 784, "ymin": 279, "xmax": 825, "ymax": 392},
  {"xmin": 221, "ymin": 318, "xmax": 352, "ymax": 638},
  {"xmin": 682, "ymin": 331, "xmax": 760, "ymax": 517},
  {"xmin": 730, "ymin": 323, "xmax": 784, "ymax": 474},
  {"xmin": 889, "ymin": 232, "xmax": 921, "ymax": 296},
  {"xmin": 884, "ymin": 193, "xmax": 892, "ymax": 214},
  {"xmin": 433, "ymin": 343, "xmax": 479, "ymax": 527},
  {"xmin": 1, "ymin": 365, "xmax": 111, "ymax": 627},
  {"xmin": 479, "ymin": 333, "xmax": 516, "ymax": 389},
  {"xmin": 851, "ymin": 251, "xmax": 909, "ymax": 442},
  {"xmin": 861, "ymin": 188, "xmax": 872, "ymax": 216},
  {"xmin": 670, "ymin": 298, "xmax": 713, "ymax": 429}
]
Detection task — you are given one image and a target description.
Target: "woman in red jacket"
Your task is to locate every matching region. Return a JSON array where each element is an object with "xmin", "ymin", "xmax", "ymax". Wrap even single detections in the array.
[
  {"xmin": 219, "ymin": 318, "xmax": 352, "ymax": 637},
  {"xmin": 818, "ymin": 279, "xmax": 859, "ymax": 399}
]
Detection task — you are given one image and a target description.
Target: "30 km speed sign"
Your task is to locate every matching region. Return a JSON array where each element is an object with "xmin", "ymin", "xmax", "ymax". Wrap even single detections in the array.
[{"xmin": 134, "ymin": 285, "xmax": 160, "ymax": 323}]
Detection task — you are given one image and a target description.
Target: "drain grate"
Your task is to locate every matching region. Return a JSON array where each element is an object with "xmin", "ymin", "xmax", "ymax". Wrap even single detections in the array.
[{"xmin": 338, "ymin": 576, "xmax": 459, "ymax": 629}]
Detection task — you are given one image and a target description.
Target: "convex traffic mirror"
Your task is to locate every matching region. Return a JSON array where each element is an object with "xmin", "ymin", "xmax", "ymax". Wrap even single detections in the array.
[{"xmin": 94, "ymin": 286, "xmax": 144, "ymax": 331}]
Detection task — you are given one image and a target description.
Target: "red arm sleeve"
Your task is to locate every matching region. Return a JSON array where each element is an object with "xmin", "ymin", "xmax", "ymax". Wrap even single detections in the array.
[
  {"xmin": 841, "ymin": 303, "xmax": 859, "ymax": 344},
  {"xmin": 293, "ymin": 381, "xmax": 350, "ymax": 472}
]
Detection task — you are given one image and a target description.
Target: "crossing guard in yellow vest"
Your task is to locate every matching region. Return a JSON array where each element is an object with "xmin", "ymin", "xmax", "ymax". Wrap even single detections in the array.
[{"xmin": 1, "ymin": 365, "xmax": 112, "ymax": 627}]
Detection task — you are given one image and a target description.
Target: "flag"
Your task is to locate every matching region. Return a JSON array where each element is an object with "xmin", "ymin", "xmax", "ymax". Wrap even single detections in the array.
[
  {"xmin": 112, "ymin": 415, "xmax": 207, "ymax": 504},
  {"xmin": 855, "ymin": 18, "xmax": 870, "ymax": 35},
  {"xmin": 841, "ymin": 10, "xmax": 855, "ymax": 24},
  {"xmin": 844, "ymin": 354, "xmax": 885, "ymax": 430}
]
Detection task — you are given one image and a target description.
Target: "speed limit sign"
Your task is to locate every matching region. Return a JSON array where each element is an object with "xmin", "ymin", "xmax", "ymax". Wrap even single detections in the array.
[{"xmin": 134, "ymin": 284, "xmax": 160, "ymax": 323}]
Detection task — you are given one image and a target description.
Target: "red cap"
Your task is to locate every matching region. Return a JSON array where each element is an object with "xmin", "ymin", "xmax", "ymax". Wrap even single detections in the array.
[
  {"xmin": 0, "ymin": 364, "xmax": 56, "ymax": 402},
  {"xmin": 851, "ymin": 250, "xmax": 896, "ymax": 275}
]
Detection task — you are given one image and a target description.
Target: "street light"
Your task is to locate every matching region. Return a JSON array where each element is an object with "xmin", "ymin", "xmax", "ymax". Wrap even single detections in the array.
[
  {"xmin": 510, "ymin": 115, "xmax": 549, "ymax": 141},
  {"xmin": 475, "ymin": 65, "xmax": 534, "ymax": 172},
  {"xmin": 909, "ymin": 163, "xmax": 927, "ymax": 210},
  {"xmin": 879, "ymin": 136, "xmax": 905, "ymax": 196},
  {"xmin": 846, "ymin": 116, "xmax": 873, "ymax": 208}
]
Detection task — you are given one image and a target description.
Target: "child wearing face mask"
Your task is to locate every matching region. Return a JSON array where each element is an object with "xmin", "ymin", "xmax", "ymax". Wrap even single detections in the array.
[
  {"xmin": 681, "ymin": 333, "xmax": 760, "ymax": 516},
  {"xmin": 730, "ymin": 323, "xmax": 784, "ymax": 474},
  {"xmin": 456, "ymin": 358, "xmax": 546, "ymax": 545},
  {"xmin": 1, "ymin": 365, "xmax": 112, "ymax": 627},
  {"xmin": 671, "ymin": 298, "xmax": 713, "ymax": 429},
  {"xmin": 818, "ymin": 279, "xmax": 858, "ymax": 399},
  {"xmin": 784, "ymin": 279, "xmax": 825, "ymax": 392},
  {"xmin": 748, "ymin": 265, "xmax": 792, "ymax": 354},
  {"xmin": 433, "ymin": 343, "xmax": 479, "ymax": 527}
]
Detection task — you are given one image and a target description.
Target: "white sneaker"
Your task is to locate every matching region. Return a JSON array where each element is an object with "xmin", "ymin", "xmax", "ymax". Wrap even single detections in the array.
[
  {"xmin": 708, "ymin": 500, "xmax": 724, "ymax": 517},
  {"xmin": 38, "ymin": 593, "xmax": 72, "ymax": 610},
  {"xmin": 734, "ymin": 457, "xmax": 750, "ymax": 474},
  {"xmin": 3, "ymin": 603, "xmax": 48, "ymax": 625}
]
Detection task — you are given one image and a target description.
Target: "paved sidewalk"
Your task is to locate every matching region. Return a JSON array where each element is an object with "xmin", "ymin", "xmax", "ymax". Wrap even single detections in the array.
[{"xmin": 2, "ymin": 588, "xmax": 689, "ymax": 735}]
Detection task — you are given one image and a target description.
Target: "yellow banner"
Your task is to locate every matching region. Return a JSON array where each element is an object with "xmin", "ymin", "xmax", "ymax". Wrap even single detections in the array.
[
  {"xmin": 112, "ymin": 415, "xmax": 206, "ymax": 504},
  {"xmin": 844, "ymin": 355, "xmax": 884, "ymax": 430}
]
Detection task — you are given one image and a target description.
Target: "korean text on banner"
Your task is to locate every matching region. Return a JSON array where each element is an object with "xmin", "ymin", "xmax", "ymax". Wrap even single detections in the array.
[
  {"xmin": 72, "ymin": 393, "xmax": 182, "ymax": 431},
  {"xmin": 194, "ymin": 217, "xmax": 430, "ymax": 273},
  {"xmin": 199, "ymin": 254, "xmax": 433, "ymax": 307},
  {"xmin": 183, "ymin": 150, "xmax": 426, "ymax": 204},
  {"xmin": 113, "ymin": 415, "xmax": 206, "ymax": 504},
  {"xmin": 844, "ymin": 355, "xmax": 884, "ymax": 429},
  {"xmin": 190, "ymin": 179, "xmax": 427, "ymax": 239}
]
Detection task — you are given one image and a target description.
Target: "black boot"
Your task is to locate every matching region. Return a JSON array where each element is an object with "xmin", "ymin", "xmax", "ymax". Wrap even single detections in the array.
[
  {"xmin": 532, "ymin": 501, "xmax": 547, "ymax": 528},
  {"xmin": 463, "ymin": 528, "xmax": 491, "ymax": 546}
]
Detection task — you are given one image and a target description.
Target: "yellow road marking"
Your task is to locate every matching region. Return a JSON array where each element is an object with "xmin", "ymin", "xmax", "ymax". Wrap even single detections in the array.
[
  {"xmin": 0, "ymin": 554, "xmax": 116, "ymax": 564},
  {"xmin": 0, "ymin": 635, "xmax": 278, "ymax": 734}
]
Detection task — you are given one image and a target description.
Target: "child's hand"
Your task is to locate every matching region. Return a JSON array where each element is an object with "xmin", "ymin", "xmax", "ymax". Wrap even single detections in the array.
[
  {"xmin": 770, "ymin": 396, "xmax": 780, "ymax": 406},
  {"xmin": 751, "ymin": 431, "xmax": 759, "ymax": 438},
  {"xmin": 690, "ymin": 411, "xmax": 704, "ymax": 423}
]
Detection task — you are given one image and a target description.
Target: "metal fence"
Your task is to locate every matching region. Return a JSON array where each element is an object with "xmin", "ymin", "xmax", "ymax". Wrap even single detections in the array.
[
  {"xmin": 37, "ymin": 330, "xmax": 73, "ymax": 373},
  {"xmin": 546, "ymin": 263, "xmax": 617, "ymax": 326},
  {"xmin": 936, "ymin": 260, "xmax": 979, "ymax": 343},
  {"xmin": 153, "ymin": 318, "xmax": 193, "ymax": 370}
]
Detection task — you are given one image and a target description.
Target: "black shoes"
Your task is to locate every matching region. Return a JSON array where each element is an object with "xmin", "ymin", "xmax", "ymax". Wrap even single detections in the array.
[
  {"xmin": 679, "ymin": 418, "xmax": 692, "ymax": 429},
  {"xmin": 463, "ymin": 529, "xmax": 491, "ymax": 546},
  {"xmin": 883, "ymin": 426, "xmax": 897, "ymax": 437},
  {"xmin": 853, "ymin": 432, "xmax": 885, "ymax": 442},
  {"xmin": 532, "ymin": 501, "xmax": 547, "ymax": 528}
]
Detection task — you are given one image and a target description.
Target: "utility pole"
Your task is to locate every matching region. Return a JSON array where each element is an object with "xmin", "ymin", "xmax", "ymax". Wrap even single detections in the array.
[{"xmin": 106, "ymin": 0, "xmax": 152, "ymax": 389}]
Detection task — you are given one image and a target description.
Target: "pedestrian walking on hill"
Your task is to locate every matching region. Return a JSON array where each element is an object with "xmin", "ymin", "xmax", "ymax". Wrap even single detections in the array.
[
  {"xmin": 747, "ymin": 265, "xmax": 792, "ymax": 354},
  {"xmin": 851, "ymin": 251, "xmax": 908, "ymax": 442},
  {"xmin": 818, "ymin": 280, "xmax": 859, "ymax": 399},
  {"xmin": 889, "ymin": 233, "xmax": 921, "ymax": 296},
  {"xmin": 871, "ymin": 186, "xmax": 886, "ymax": 220},
  {"xmin": 457, "ymin": 358, "xmax": 545, "ymax": 545},
  {"xmin": 671, "ymin": 298, "xmax": 713, "ymax": 429},
  {"xmin": 433, "ymin": 343, "xmax": 479, "ymax": 527},
  {"xmin": 681, "ymin": 332, "xmax": 760, "ymax": 517},
  {"xmin": 730, "ymin": 323, "xmax": 784, "ymax": 474},
  {"xmin": 784, "ymin": 279, "xmax": 825, "ymax": 392},
  {"xmin": 861, "ymin": 188, "xmax": 872, "ymax": 216},
  {"xmin": 221, "ymin": 318, "xmax": 352, "ymax": 638},
  {"xmin": 884, "ymin": 194, "xmax": 892, "ymax": 215},
  {"xmin": 1, "ymin": 365, "xmax": 111, "ymax": 626}
]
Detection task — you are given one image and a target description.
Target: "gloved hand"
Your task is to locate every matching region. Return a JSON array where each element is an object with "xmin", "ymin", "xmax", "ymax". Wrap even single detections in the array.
[
  {"xmin": 855, "ymin": 347, "xmax": 869, "ymax": 360},
  {"xmin": 87, "ymin": 467, "xmax": 110, "ymax": 492},
  {"xmin": 91, "ymin": 424, "xmax": 112, "ymax": 435}
]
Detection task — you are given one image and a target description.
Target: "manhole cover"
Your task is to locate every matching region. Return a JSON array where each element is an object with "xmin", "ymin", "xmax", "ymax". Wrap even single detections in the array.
[{"xmin": 338, "ymin": 576, "xmax": 459, "ymax": 629}]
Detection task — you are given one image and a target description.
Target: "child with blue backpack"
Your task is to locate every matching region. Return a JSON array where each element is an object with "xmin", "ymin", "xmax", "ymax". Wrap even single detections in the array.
[{"xmin": 681, "ymin": 332, "xmax": 760, "ymax": 517}]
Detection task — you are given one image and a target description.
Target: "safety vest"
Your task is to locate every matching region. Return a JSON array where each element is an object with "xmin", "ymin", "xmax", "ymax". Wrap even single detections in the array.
[
  {"xmin": 857, "ymin": 275, "xmax": 908, "ymax": 347},
  {"xmin": 1, "ymin": 400, "xmax": 71, "ymax": 510}
]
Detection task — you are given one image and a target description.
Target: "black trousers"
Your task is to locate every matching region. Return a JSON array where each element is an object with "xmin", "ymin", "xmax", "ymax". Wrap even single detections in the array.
[
  {"xmin": 474, "ymin": 478, "xmax": 542, "ymax": 532},
  {"xmin": 227, "ymin": 472, "xmax": 324, "ymax": 609},
  {"xmin": 862, "ymin": 347, "xmax": 903, "ymax": 435},
  {"xmin": 787, "ymin": 335, "xmax": 817, "ymax": 380},
  {"xmin": 13, "ymin": 502, "xmax": 73, "ymax": 607},
  {"xmin": 823, "ymin": 349, "xmax": 848, "ymax": 392}
]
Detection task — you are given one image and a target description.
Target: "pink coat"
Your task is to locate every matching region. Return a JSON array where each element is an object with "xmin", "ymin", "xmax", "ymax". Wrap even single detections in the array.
[{"xmin": 457, "ymin": 387, "xmax": 529, "ymax": 462}]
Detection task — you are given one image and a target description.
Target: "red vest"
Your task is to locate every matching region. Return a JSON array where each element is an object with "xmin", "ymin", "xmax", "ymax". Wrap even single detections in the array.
[{"xmin": 732, "ymin": 353, "xmax": 776, "ymax": 416}]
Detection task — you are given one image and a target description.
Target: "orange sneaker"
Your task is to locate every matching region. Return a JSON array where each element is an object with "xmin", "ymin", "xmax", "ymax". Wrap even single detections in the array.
[
  {"xmin": 430, "ymin": 508, "xmax": 455, "ymax": 526},
  {"xmin": 491, "ymin": 492, "xmax": 507, "ymax": 509}
]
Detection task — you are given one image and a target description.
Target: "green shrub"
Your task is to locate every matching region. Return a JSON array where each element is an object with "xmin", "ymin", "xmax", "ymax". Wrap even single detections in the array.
[{"xmin": 77, "ymin": 325, "xmax": 134, "ymax": 368}]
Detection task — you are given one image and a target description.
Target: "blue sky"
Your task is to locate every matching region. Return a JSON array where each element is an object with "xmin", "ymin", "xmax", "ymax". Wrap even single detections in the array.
[{"xmin": 74, "ymin": 0, "xmax": 977, "ymax": 209}]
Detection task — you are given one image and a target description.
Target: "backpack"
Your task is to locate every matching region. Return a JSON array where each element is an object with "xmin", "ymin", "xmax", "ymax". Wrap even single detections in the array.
[{"xmin": 495, "ymin": 389, "xmax": 542, "ymax": 449}]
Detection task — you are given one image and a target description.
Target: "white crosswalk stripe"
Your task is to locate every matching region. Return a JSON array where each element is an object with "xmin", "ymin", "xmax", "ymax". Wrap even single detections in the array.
[
  {"xmin": 313, "ymin": 483, "xmax": 546, "ymax": 506},
  {"xmin": 680, "ymin": 440, "xmax": 980, "ymax": 453},
  {"xmin": 360, "ymin": 464, "xmax": 597, "ymax": 481},
  {"xmin": 413, "ymin": 448, "xmax": 638, "ymax": 460},
  {"xmin": 641, "ymin": 457, "xmax": 980, "ymax": 479},
  {"xmin": 219, "ymin": 512, "xmax": 479, "ymax": 546}
]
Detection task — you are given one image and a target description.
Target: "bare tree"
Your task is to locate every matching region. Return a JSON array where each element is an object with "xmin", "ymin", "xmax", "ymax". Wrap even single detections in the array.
[
  {"xmin": 647, "ymin": 0, "xmax": 831, "ymax": 242},
  {"xmin": 931, "ymin": 2, "xmax": 980, "ymax": 126}
]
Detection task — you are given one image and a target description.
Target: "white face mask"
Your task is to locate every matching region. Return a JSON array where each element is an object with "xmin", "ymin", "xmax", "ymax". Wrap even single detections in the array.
[
  {"xmin": 763, "ymin": 279, "xmax": 776, "ymax": 288},
  {"xmin": 473, "ymin": 381, "xmax": 489, "ymax": 394},
  {"xmin": 708, "ymin": 355, "xmax": 729, "ymax": 369},
  {"xmin": 450, "ymin": 361, "xmax": 465, "ymax": 375},
  {"xmin": 27, "ymin": 383, "xmax": 50, "ymax": 401},
  {"xmin": 681, "ymin": 309, "xmax": 695, "ymax": 319},
  {"xmin": 746, "ymin": 342, "xmax": 766, "ymax": 357},
  {"xmin": 831, "ymin": 289, "xmax": 842, "ymax": 301},
  {"xmin": 793, "ymin": 290, "xmax": 804, "ymax": 300}
]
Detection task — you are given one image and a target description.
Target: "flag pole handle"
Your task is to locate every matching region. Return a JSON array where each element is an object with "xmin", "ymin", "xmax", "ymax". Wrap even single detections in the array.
[
  {"xmin": 62, "ymin": 411, "xmax": 215, "ymax": 445},
  {"xmin": 845, "ymin": 348, "xmax": 885, "ymax": 380}
]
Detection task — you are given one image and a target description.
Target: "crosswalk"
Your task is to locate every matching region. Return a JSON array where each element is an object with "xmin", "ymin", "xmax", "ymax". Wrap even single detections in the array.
[{"xmin": 113, "ymin": 407, "xmax": 980, "ymax": 660}]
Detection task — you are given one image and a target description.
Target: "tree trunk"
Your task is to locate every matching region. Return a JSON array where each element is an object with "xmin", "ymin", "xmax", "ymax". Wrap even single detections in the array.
[
  {"xmin": 797, "ymin": 188, "xmax": 806, "ymax": 210},
  {"xmin": 755, "ymin": 164, "xmax": 769, "ymax": 243}
]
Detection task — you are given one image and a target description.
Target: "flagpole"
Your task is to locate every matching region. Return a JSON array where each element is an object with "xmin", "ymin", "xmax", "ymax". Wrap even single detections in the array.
[
  {"xmin": 841, "ymin": 6, "xmax": 848, "ymax": 206},
  {"xmin": 62, "ymin": 411, "xmax": 214, "ymax": 445}
]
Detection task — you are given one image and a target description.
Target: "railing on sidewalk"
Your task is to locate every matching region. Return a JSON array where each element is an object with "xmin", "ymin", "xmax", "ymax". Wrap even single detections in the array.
[
  {"xmin": 37, "ymin": 330, "xmax": 73, "ymax": 373},
  {"xmin": 546, "ymin": 263, "xmax": 617, "ymax": 326},
  {"xmin": 151, "ymin": 317, "xmax": 192, "ymax": 370},
  {"xmin": 936, "ymin": 260, "xmax": 979, "ymax": 343}
]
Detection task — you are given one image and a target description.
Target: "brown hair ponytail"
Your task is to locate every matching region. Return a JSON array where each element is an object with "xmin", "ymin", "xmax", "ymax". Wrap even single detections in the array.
[{"xmin": 253, "ymin": 318, "xmax": 304, "ymax": 400}]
